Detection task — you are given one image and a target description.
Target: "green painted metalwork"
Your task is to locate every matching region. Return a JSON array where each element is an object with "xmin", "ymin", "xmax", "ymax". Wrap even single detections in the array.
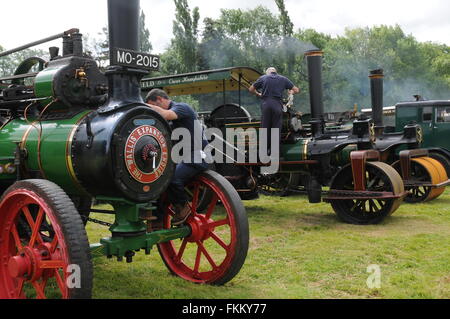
[
  {"xmin": 394, "ymin": 102, "xmax": 450, "ymax": 150},
  {"xmin": 331, "ymin": 144, "xmax": 357, "ymax": 166},
  {"xmin": 34, "ymin": 65, "xmax": 58, "ymax": 103},
  {"xmin": 101, "ymin": 197, "xmax": 150, "ymax": 234},
  {"xmin": 89, "ymin": 197, "xmax": 191, "ymax": 258},
  {"xmin": 429, "ymin": 105, "xmax": 450, "ymax": 149},
  {"xmin": 0, "ymin": 120, "xmax": 26, "ymax": 183},
  {"xmin": 281, "ymin": 140, "xmax": 310, "ymax": 162},
  {"xmin": 0, "ymin": 111, "xmax": 91, "ymax": 195},
  {"xmin": 99, "ymin": 226, "xmax": 191, "ymax": 258},
  {"xmin": 395, "ymin": 105, "xmax": 419, "ymax": 129},
  {"xmin": 89, "ymin": 243, "xmax": 104, "ymax": 259}
]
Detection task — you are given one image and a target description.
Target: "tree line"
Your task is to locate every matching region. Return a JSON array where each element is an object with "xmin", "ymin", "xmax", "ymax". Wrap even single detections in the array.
[
  {"xmin": 160, "ymin": 0, "xmax": 449, "ymax": 112},
  {"xmin": 1, "ymin": 0, "xmax": 448, "ymax": 113}
]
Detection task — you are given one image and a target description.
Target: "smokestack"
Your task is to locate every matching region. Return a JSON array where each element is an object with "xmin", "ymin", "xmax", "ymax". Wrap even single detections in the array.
[
  {"xmin": 100, "ymin": 0, "xmax": 146, "ymax": 113},
  {"xmin": 369, "ymin": 69, "xmax": 384, "ymax": 134},
  {"xmin": 72, "ymin": 33, "xmax": 83, "ymax": 57},
  {"xmin": 108, "ymin": 0, "xmax": 140, "ymax": 62},
  {"xmin": 305, "ymin": 50, "xmax": 325, "ymax": 137},
  {"xmin": 62, "ymin": 35, "xmax": 72, "ymax": 56}
]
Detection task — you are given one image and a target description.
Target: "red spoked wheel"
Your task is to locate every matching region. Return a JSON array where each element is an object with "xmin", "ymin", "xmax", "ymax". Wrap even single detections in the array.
[
  {"xmin": 0, "ymin": 180, "xmax": 92, "ymax": 299},
  {"xmin": 158, "ymin": 170, "xmax": 249, "ymax": 285}
]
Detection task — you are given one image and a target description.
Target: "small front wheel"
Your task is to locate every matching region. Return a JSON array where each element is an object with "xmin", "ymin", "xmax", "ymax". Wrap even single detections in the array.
[{"xmin": 158, "ymin": 170, "xmax": 249, "ymax": 285}]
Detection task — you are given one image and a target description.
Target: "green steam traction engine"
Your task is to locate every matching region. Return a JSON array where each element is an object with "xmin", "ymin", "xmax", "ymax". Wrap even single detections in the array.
[
  {"xmin": 215, "ymin": 51, "xmax": 449, "ymax": 224},
  {"xmin": 0, "ymin": 0, "xmax": 249, "ymax": 299}
]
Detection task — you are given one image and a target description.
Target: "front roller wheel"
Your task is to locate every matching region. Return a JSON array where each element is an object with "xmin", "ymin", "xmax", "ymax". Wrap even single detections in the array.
[
  {"xmin": 392, "ymin": 157, "xmax": 447, "ymax": 203},
  {"xmin": 0, "ymin": 180, "xmax": 93, "ymax": 299},
  {"xmin": 429, "ymin": 152, "xmax": 450, "ymax": 178},
  {"xmin": 158, "ymin": 170, "xmax": 249, "ymax": 285},
  {"xmin": 329, "ymin": 162, "xmax": 404, "ymax": 225}
]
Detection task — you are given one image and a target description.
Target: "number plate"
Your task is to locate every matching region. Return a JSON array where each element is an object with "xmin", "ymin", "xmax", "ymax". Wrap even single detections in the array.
[{"xmin": 112, "ymin": 48, "xmax": 160, "ymax": 71}]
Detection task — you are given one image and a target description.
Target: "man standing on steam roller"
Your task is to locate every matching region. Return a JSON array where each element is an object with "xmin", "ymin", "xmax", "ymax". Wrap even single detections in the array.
[
  {"xmin": 249, "ymin": 67, "xmax": 300, "ymax": 155},
  {"xmin": 146, "ymin": 89, "xmax": 209, "ymax": 226}
]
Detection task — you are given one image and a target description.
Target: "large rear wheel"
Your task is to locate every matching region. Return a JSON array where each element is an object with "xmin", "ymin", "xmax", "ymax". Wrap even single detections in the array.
[
  {"xmin": 70, "ymin": 196, "xmax": 93, "ymax": 225},
  {"xmin": 158, "ymin": 170, "xmax": 249, "ymax": 285},
  {"xmin": 0, "ymin": 180, "xmax": 93, "ymax": 299},
  {"xmin": 329, "ymin": 162, "xmax": 404, "ymax": 225}
]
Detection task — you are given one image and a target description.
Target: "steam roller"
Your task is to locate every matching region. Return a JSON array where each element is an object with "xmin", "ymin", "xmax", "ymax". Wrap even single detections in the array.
[
  {"xmin": 392, "ymin": 155, "xmax": 448, "ymax": 203},
  {"xmin": 328, "ymin": 151, "xmax": 405, "ymax": 225},
  {"xmin": 368, "ymin": 69, "xmax": 449, "ymax": 204}
]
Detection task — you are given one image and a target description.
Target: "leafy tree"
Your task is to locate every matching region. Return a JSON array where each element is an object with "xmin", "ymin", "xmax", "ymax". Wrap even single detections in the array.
[
  {"xmin": 142, "ymin": 3, "xmax": 450, "ymax": 115},
  {"xmin": 420, "ymin": 42, "xmax": 450, "ymax": 87},
  {"xmin": 169, "ymin": 0, "xmax": 200, "ymax": 73},
  {"xmin": 197, "ymin": 17, "xmax": 225, "ymax": 71},
  {"xmin": 83, "ymin": 9, "xmax": 152, "ymax": 70},
  {"xmin": 276, "ymin": 0, "xmax": 293, "ymax": 37},
  {"xmin": 139, "ymin": 10, "xmax": 153, "ymax": 52},
  {"xmin": 293, "ymin": 24, "xmax": 450, "ymax": 112},
  {"xmin": 83, "ymin": 27, "xmax": 109, "ymax": 69},
  {"xmin": 296, "ymin": 28, "xmax": 332, "ymax": 52},
  {"xmin": 275, "ymin": 0, "xmax": 295, "ymax": 77},
  {"xmin": 198, "ymin": 6, "xmax": 283, "ymax": 72}
]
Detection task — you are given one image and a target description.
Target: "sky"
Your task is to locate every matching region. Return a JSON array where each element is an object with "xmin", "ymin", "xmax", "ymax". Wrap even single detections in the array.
[{"xmin": 0, "ymin": 0, "xmax": 448, "ymax": 54}]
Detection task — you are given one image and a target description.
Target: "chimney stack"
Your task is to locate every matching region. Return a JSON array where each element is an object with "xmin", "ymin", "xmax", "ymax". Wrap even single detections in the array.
[
  {"xmin": 305, "ymin": 50, "xmax": 325, "ymax": 137},
  {"xmin": 369, "ymin": 69, "xmax": 384, "ymax": 135},
  {"xmin": 100, "ymin": 0, "xmax": 147, "ymax": 113}
]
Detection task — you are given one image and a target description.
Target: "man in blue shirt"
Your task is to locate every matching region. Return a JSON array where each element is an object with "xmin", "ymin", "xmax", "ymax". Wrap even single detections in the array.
[
  {"xmin": 249, "ymin": 67, "xmax": 300, "ymax": 154},
  {"xmin": 146, "ymin": 89, "xmax": 209, "ymax": 226}
]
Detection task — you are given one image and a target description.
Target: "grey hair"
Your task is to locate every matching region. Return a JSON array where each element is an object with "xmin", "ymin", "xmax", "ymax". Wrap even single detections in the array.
[
  {"xmin": 146, "ymin": 88, "xmax": 169, "ymax": 102},
  {"xmin": 266, "ymin": 67, "xmax": 277, "ymax": 75}
]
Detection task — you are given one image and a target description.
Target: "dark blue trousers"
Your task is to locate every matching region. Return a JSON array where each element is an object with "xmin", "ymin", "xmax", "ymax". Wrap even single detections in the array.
[
  {"xmin": 168, "ymin": 162, "xmax": 209, "ymax": 205},
  {"xmin": 261, "ymin": 97, "xmax": 283, "ymax": 153}
]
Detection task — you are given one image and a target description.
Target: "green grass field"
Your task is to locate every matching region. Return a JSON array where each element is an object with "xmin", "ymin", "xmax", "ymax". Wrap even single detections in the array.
[{"xmin": 86, "ymin": 190, "xmax": 450, "ymax": 299}]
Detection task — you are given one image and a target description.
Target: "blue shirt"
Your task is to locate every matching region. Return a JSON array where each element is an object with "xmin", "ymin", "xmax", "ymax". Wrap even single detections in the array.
[
  {"xmin": 253, "ymin": 73, "xmax": 294, "ymax": 100},
  {"xmin": 169, "ymin": 101, "xmax": 209, "ymax": 162}
]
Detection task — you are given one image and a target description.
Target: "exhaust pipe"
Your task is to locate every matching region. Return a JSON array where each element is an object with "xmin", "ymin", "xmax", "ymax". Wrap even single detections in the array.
[
  {"xmin": 100, "ymin": 0, "xmax": 147, "ymax": 113},
  {"xmin": 305, "ymin": 50, "xmax": 325, "ymax": 137},
  {"xmin": 369, "ymin": 69, "xmax": 384, "ymax": 135}
]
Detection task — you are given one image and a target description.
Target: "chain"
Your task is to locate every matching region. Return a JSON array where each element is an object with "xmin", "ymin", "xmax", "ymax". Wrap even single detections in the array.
[
  {"xmin": 82, "ymin": 215, "xmax": 113, "ymax": 227},
  {"xmin": 326, "ymin": 190, "xmax": 384, "ymax": 197}
]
